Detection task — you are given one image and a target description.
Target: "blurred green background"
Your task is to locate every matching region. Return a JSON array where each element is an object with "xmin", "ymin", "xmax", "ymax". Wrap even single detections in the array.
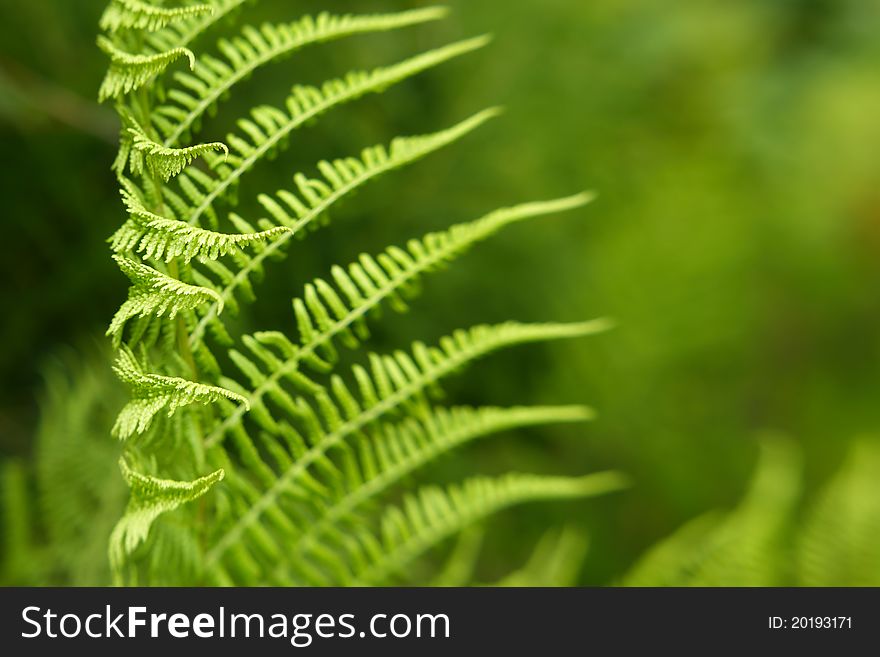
[{"xmin": 1, "ymin": 0, "xmax": 879, "ymax": 585}]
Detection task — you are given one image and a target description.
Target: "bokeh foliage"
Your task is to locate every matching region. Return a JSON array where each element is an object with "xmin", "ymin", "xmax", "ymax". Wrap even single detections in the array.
[{"xmin": 1, "ymin": 0, "xmax": 878, "ymax": 584}]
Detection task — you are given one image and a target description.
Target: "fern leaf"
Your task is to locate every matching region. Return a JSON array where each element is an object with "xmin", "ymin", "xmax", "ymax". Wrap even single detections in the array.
[
  {"xmin": 797, "ymin": 439, "xmax": 880, "ymax": 586},
  {"xmin": 111, "ymin": 346, "xmax": 248, "ymax": 439},
  {"xmin": 109, "ymin": 460, "xmax": 224, "ymax": 581},
  {"xmin": 100, "ymin": 0, "xmax": 214, "ymax": 33},
  {"xmin": 622, "ymin": 440, "xmax": 800, "ymax": 586},
  {"xmin": 204, "ymin": 321, "xmax": 611, "ymax": 577},
  {"xmin": 175, "ymin": 35, "xmax": 490, "ymax": 227},
  {"xmin": 108, "ymin": 254, "xmax": 223, "ymax": 342},
  {"xmin": 187, "ymin": 109, "xmax": 502, "ymax": 345},
  {"xmin": 110, "ymin": 187, "xmax": 288, "ymax": 262},
  {"xmin": 287, "ymin": 192, "xmax": 594, "ymax": 366},
  {"xmin": 98, "ymin": 36, "xmax": 195, "ymax": 102},
  {"xmin": 348, "ymin": 473, "xmax": 626, "ymax": 585},
  {"xmin": 127, "ymin": 124, "xmax": 227, "ymax": 181},
  {"xmin": 158, "ymin": 7, "xmax": 450, "ymax": 145},
  {"xmin": 281, "ymin": 405, "xmax": 595, "ymax": 578}
]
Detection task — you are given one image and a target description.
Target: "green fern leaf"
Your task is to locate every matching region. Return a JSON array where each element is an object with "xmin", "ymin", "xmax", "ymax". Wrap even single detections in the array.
[
  {"xmin": 107, "ymin": 254, "xmax": 223, "ymax": 342},
  {"xmin": 100, "ymin": 0, "xmax": 214, "ymax": 33},
  {"xmin": 622, "ymin": 440, "xmax": 800, "ymax": 586},
  {"xmin": 109, "ymin": 460, "xmax": 224, "ymax": 581},
  {"xmin": 158, "ymin": 7, "xmax": 449, "ymax": 145},
  {"xmin": 127, "ymin": 123, "xmax": 228, "ymax": 181},
  {"xmin": 797, "ymin": 439, "xmax": 880, "ymax": 586},
  {"xmin": 98, "ymin": 36, "xmax": 195, "ymax": 102},
  {"xmin": 348, "ymin": 473, "xmax": 626, "ymax": 585},
  {"xmin": 111, "ymin": 346, "xmax": 248, "ymax": 439},
  {"xmin": 110, "ymin": 186, "xmax": 288, "ymax": 262}
]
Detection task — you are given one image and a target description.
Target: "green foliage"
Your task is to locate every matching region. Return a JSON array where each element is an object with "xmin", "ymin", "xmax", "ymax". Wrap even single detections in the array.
[
  {"xmin": 109, "ymin": 460, "xmax": 224, "ymax": 582},
  {"xmin": 797, "ymin": 439, "xmax": 880, "ymax": 586},
  {"xmin": 156, "ymin": 7, "xmax": 450, "ymax": 145},
  {"xmin": 2, "ymin": 0, "xmax": 878, "ymax": 589},
  {"xmin": 622, "ymin": 437, "xmax": 880, "ymax": 586},
  {"xmin": 623, "ymin": 440, "xmax": 800, "ymax": 586},
  {"xmin": 101, "ymin": 0, "xmax": 214, "ymax": 34},
  {"xmin": 98, "ymin": 1, "xmax": 619, "ymax": 586},
  {"xmin": 125, "ymin": 120, "xmax": 229, "ymax": 181},
  {"xmin": 107, "ymin": 254, "xmax": 224, "ymax": 342},
  {"xmin": 98, "ymin": 36, "xmax": 195, "ymax": 102},
  {"xmin": 111, "ymin": 345, "xmax": 248, "ymax": 440},
  {"xmin": 110, "ymin": 183, "xmax": 290, "ymax": 263},
  {"xmin": 1, "ymin": 349, "xmax": 127, "ymax": 586}
]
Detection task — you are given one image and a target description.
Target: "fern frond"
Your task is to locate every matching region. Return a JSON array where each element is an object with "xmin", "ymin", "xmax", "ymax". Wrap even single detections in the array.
[
  {"xmin": 98, "ymin": 36, "xmax": 195, "ymax": 102},
  {"xmin": 281, "ymin": 405, "xmax": 595, "ymax": 578},
  {"xmin": 622, "ymin": 440, "xmax": 800, "ymax": 586},
  {"xmin": 187, "ymin": 109, "xmax": 501, "ymax": 345},
  {"xmin": 174, "ymin": 35, "xmax": 490, "ymax": 228},
  {"xmin": 797, "ymin": 438, "xmax": 880, "ymax": 586},
  {"xmin": 128, "ymin": 124, "xmax": 228, "ymax": 181},
  {"xmin": 111, "ymin": 346, "xmax": 248, "ymax": 440},
  {"xmin": 100, "ymin": 0, "xmax": 214, "ymax": 33},
  {"xmin": 158, "ymin": 7, "xmax": 449, "ymax": 145},
  {"xmin": 111, "ymin": 187, "xmax": 287, "ymax": 262},
  {"xmin": 32, "ymin": 349, "xmax": 128, "ymax": 585},
  {"xmin": 100, "ymin": 1, "xmax": 612, "ymax": 588},
  {"xmin": 348, "ymin": 473, "xmax": 626, "ymax": 585},
  {"xmin": 204, "ymin": 321, "xmax": 610, "ymax": 577},
  {"xmin": 108, "ymin": 254, "xmax": 223, "ymax": 342},
  {"xmin": 288, "ymin": 192, "xmax": 594, "ymax": 363},
  {"xmin": 109, "ymin": 460, "xmax": 224, "ymax": 581}
]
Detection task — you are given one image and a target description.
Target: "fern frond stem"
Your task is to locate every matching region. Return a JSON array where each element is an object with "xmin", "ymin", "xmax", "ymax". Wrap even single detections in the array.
[
  {"xmin": 204, "ymin": 321, "xmax": 607, "ymax": 567},
  {"xmin": 274, "ymin": 405, "xmax": 594, "ymax": 581},
  {"xmin": 167, "ymin": 260, "xmax": 199, "ymax": 377},
  {"xmin": 138, "ymin": 78, "xmax": 199, "ymax": 379},
  {"xmin": 200, "ymin": 187, "xmax": 563, "ymax": 446},
  {"xmin": 131, "ymin": 64, "xmax": 200, "ymax": 380},
  {"xmin": 162, "ymin": 7, "xmax": 449, "ymax": 146},
  {"xmin": 185, "ymin": 36, "xmax": 488, "ymax": 228}
]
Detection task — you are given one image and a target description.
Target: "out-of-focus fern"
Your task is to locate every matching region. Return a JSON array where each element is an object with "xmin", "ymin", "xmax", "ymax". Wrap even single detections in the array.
[
  {"xmin": 797, "ymin": 439, "xmax": 880, "ymax": 586},
  {"xmin": 0, "ymin": 348, "xmax": 126, "ymax": 586},
  {"xmin": 622, "ymin": 437, "xmax": 880, "ymax": 587},
  {"xmin": 99, "ymin": 0, "xmax": 622, "ymax": 586}
]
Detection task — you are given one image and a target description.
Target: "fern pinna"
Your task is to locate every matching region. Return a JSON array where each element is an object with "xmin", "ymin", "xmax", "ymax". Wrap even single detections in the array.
[{"xmin": 100, "ymin": 0, "xmax": 623, "ymax": 586}]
